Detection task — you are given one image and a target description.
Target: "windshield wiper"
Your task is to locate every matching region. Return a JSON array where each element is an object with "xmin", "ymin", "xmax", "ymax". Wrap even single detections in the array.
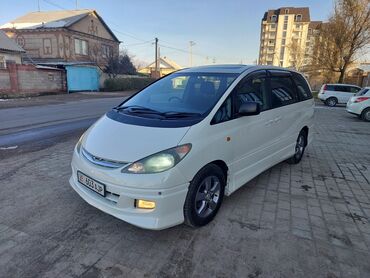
[
  {"xmin": 162, "ymin": 111, "xmax": 202, "ymax": 118},
  {"xmin": 114, "ymin": 105, "xmax": 162, "ymax": 114}
]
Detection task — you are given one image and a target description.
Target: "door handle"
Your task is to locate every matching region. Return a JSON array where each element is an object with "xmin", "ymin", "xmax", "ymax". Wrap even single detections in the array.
[
  {"xmin": 264, "ymin": 120, "xmax": 274, "ymax": 126},
  {"xmin": 273, "ymin": 117, "xmax": 282, "ymax": 123}
]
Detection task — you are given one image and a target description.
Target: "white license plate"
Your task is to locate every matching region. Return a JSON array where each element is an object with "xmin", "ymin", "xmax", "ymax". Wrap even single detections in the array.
[{"xmin": 77, "ymin": 171, "xmax": 105, "ymax": 196}]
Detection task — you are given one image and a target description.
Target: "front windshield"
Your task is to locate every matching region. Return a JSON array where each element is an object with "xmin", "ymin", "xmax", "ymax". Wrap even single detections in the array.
[
  {"xmin": 120, "ymin": 72, "xmax": 238, "ymax": 117},
  {"xmin": 356, "ymin": 88, "xmax": 369, "ymax": 96}
]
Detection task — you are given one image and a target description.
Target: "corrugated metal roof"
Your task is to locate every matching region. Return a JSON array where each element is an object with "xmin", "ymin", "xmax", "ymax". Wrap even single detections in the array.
[
  {"xmin": 0, "ymin": 9, "xmax": 120, "ymax": 42},
  {"xmin": 0, "ymin": 30, "xmax": 24, "ymax": 53},
  {"xmin": 0, "ymin": 10, "xmax": 92, "ymax": 29}
]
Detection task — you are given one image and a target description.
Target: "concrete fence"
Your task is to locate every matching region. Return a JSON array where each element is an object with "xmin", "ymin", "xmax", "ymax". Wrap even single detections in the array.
[{"xmin": 0, "ymin": 63, "xmax": 66, "ymax": 97}]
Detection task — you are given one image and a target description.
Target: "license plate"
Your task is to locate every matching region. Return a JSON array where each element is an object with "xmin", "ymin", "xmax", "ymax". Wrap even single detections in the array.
[{"xmin": 77, "ymin": 171, "xmax": 106, "ymax": 196}]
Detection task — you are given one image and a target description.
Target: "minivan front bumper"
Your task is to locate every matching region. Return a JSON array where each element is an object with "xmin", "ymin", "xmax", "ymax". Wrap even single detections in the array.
[{"xmin": 69, "ymin": 147, "xmax": 189, "ymax": 230}]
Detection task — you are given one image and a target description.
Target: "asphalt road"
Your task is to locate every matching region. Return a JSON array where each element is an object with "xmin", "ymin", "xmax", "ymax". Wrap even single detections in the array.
[
  {"xmin": 0, "ymin": 97, "xmax": 126, "ymax": 148},
  {"xmin": 1, "ymin": 101, "xmax": 370, "ymax": 277}
]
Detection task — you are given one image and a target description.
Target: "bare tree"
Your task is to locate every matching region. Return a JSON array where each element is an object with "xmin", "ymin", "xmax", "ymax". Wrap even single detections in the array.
[
  {"xmin": 104, "ymin": 50, "xmax": 137, "ymax": 78},
  {"xmin": 310, "ymin": 0, "xmax": 370, "ymax": 83},
  {"xmin": 287, "ymin": 39, "xmax": 306, "ymax": 71}
]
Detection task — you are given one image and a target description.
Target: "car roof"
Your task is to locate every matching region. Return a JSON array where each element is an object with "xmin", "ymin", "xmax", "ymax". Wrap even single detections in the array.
[
  {"xmin": 177, "ymin": 64, "xmax": 299, "ymax": 74},
  {"xmin": 325, "ymin": 83, "xmax": 360, "ymax": 87}
]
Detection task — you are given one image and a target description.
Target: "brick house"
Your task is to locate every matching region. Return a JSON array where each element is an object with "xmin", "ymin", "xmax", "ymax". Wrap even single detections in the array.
[
  {"xmin": 0, "ymin": 30, "xmax": 25, "ymax": 68},
  {"xmin": 0, "ymin": 9, "xmax": 120, "ymax": 68}
]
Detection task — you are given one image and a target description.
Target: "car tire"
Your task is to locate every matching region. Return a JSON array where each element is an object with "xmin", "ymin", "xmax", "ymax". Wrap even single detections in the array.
[
  {"xmin": 325, "ymin": 97, "xmax": 338, "ymax": 107},
  {"xmin": 184, "ymin": 164, "xmax": 225, "ymax": 227},
  {"xmin": 361, "ymin": 108, "xmax": 370, "ymax": 122},
  {"xmin": 287, "ymin": 130, "xmax": 307, "ymax": 164}
]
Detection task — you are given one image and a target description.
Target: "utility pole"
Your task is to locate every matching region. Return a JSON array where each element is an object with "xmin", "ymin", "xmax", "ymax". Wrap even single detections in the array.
[
  {"xmin": 75, "ymin": 0, "xmax": 78, "ymax": 9},
  {"xmin": 189, "ymin": 41, "xmax": 196, "ymax": 67},
  {"xmin": 154, "ymin": 37, "xmax": 159, "ymax": 78}
]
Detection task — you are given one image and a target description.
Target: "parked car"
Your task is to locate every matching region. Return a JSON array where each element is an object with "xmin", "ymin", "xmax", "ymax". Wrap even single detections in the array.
[
  {"xmin": 318, "ymin": 84, "xmax": 361, "ymax": 106},
  {"xmin": 346, "ymin": 87, "xmax": 370, "ymax": 122},
  {"xmin": 69, "ymin": 65, "xmax": 314, "ymax": 230}
]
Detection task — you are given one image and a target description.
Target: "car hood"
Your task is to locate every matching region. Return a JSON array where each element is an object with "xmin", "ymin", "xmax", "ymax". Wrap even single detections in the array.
[{"xmin": 82, "ymin": 115, "xmax": 190, "ymax": 162}]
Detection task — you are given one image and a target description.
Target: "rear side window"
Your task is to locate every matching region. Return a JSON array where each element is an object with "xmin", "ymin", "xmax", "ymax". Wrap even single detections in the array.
[
  {"xmin": 325, "ymin": 85, "xmax": 335, "ymax": 91},
  {"xmin": 292, "ymin": 73, "xmax": 312, "ymax": 100},
  {"xmin": 349, "ymin": 86, "xmax": 360, "ymax": 93},
  {"xmin": 335, "ymin": 85, "xmax": 352, "ymax": 93},
  {"xmin": 270, "ymin": 75, "xmax": 297, "ymax": 108},
  {"xmin": 356, "ymin": 88, "xmax": 369, "ymax": 96}
]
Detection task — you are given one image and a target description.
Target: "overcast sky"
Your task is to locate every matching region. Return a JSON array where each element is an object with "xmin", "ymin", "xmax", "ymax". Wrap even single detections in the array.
[{"xmin": 0, "ymin": 0, "xmax": 334, "ymax": 67}]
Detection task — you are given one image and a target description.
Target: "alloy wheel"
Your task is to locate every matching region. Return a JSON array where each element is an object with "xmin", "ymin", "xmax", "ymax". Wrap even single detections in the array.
[
  {"xmin": 295, "ymin": 134, "xmax": 305, "ymax": 160},
  {"xmin": 195, "ymin": 175, "xmax": 221, "ymax": 218},
  {"xmin": 365, "ymin": 110, "xmax": 370, "ymax": 121}
]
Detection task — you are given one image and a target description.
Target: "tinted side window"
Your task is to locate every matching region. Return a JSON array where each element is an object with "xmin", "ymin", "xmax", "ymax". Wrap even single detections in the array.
[
  {"xmin": 270, "ymin": 76, "xmax": 297, "ymax": 108},
  {"xmin": 325, "ymin": 85, "xmax": 335, "ymax": 91},
  {"xmin": 350, "ymin": 86, "xmax": 360, "ymax": 93},
  {"xmin": 234, "ymin": 73, "xmax": 270, "ymax": 112},
  {"xmin": 335, "ymin": 86, "xmax": 351, "ymax": 92},
  {"xmin": 292, "ymin": 73, "xmax": 312, "ymax": 100},
  {"xmin": 212, "ymin": 95, "xmax": 232, "ymax": 124}
]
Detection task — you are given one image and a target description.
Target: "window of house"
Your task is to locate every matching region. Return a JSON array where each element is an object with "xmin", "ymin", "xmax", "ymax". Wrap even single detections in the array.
[
  {"xmin": 74, "ymin": 38, "xmax": 88, "ymax": 55},
  {"xmin": 282, "ymin": 38, "xmax": 286, "ymax": 45},
  {"xmin": 270, "ymin": 24, "xmax": 276, "ymax": 29},
  {"xmin": 283, "ymin": 23, "xmax": 288, "ymax": 30},
  {"xmin": 282, "ymin": 31, "xmax": 287, "ymax": 37},
  {"xmin": 43, "ymin": 38, "xmax": 52, "ymax": 55},
  {"xmin": 271, "ymin": 15, "xmax": 277, "ymax": 22},
  {"xmin": 295, "ymin": 14, "xmax": 302, "ymax": 21},
  {"xmin": 102, "ymin": 44, "xmax": 113, "ymax": 58},
  {"xmin": 285, "ymin": 9, "xmax": 289, "ymax": 14},
  {"xmin": 0, "ymin": 56, "xmax": 5, "ymax": 69},
  {"xmin": 284, "ymin": 15, "xmax": 289, "ymax": 21}
]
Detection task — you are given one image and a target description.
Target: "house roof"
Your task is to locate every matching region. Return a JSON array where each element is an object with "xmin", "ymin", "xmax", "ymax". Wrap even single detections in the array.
[
  {"xmin": 0, "ymin": 30, "xmax": 24, "ymax": 53},
  {"xmin": 0, "ymin": 9, "xmax": 119, "ymax": 42},
  {"xmin": 263, "ymin": 7, "xmax": 310, "ymax": 23},
  {"xmin": 309, "ymin": 21, "xmax": 323, "ymax": 29},
  {"xmin": 141, "ymin": 57, "xmax": 182, "ymax": 70}
]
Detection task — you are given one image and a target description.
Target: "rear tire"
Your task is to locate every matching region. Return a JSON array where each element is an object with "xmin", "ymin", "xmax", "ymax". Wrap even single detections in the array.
[
  {"xmin": 361, "ymin": 108, "xmax": 370, "ymax": 122},
  {"xmin": 184, "ymin": 164, "xmax": 225, "ymax": 227},
  {"xmin": 325, "ymin": 97, "xmax": 338, "ymax": 107},
  {"xmin": 287, "ymin": 130, "xmax": 307, "ymax": 164}
]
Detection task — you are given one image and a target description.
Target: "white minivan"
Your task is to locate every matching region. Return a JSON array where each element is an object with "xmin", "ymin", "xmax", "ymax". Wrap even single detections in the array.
[{"xmin": 70, "ymin": 65, "xmax": 314, "ymax": 230}]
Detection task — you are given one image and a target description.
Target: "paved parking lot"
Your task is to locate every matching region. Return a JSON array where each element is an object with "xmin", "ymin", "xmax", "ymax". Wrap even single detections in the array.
[{"xmin": 0, "ymin": 103, "xmax": 370, "ymax": 278}]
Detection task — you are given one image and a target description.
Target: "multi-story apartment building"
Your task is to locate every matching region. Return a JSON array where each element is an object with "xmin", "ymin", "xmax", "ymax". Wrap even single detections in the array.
[{"xmin": 259, "ymin": 7, "xmax": 321, "ymax": 69}]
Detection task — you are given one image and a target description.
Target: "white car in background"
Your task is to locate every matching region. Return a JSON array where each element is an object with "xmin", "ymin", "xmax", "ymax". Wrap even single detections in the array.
[
  {"xmin": 318, "ymin": 84, "xmax": 361, "ymax": 106},
  {"xmin": 346, "ymin": 87, "xmax": 370, "ymax": 122}
]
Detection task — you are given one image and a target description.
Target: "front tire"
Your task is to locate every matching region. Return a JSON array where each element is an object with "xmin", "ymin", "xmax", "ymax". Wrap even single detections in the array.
[
  {"xmin": 325, "ymin": 97, "xmax": 338, "ymax": 107},
  {"xmin": 287, "ymin": 130, "xmax": 307, "ymax": 164},
  {"xmin": 184, "ymin": 164, "xmax": 225, "ymax": 227},
  {"xmin": 361, "ymin": 108, "xmax": 370, "ymax": 122}
]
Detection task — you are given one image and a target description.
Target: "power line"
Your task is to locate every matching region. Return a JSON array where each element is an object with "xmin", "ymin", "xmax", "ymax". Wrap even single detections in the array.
[{"xmin": 42, "ymin": 0, "xmax": 151, "ymax": 43}]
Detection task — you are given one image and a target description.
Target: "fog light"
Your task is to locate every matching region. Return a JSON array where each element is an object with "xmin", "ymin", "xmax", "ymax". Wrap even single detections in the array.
[{"xmin": 135, "ymin": 199, "xmax": 156, "ymax": 209}]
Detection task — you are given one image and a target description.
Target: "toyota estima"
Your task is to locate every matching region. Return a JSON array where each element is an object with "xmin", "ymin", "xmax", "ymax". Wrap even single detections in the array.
[{"xmin": 70, "ymin": 65, "xmax": 314, "ymax": 230}]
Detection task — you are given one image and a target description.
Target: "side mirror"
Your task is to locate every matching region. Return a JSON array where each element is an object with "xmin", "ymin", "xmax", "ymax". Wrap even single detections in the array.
[{"xmin": 238, "ymin": 101, "xmax": 261, "ymax": 116}]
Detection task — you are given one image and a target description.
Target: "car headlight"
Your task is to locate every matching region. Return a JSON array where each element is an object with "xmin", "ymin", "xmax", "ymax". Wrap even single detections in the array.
[
  {"xmin": 75, "ymin": 132, "xmax": 85, "ymax": 153},
  {"xmin": 122, "ymin": 144, "xmax": 192, "ymax": 174}
]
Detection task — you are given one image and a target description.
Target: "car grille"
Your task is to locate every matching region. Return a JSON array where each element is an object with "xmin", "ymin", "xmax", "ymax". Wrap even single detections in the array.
[{"xmin": 81, "ymin": 147, "xmax": 128, "ymax": 169}]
